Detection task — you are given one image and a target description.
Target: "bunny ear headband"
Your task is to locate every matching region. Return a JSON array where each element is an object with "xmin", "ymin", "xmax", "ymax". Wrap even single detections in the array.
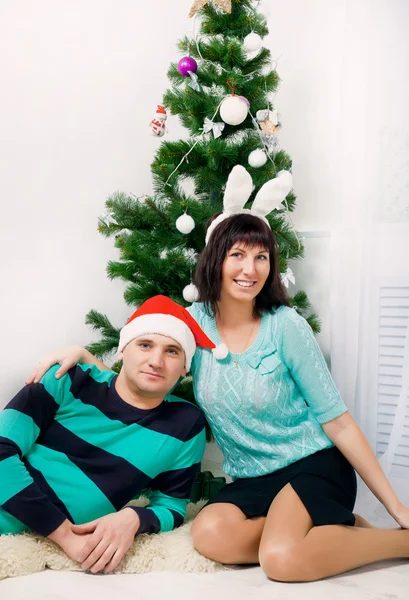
[{"xmin": 205, "ymin": 166, "xmax": 293, "ymax": 245}]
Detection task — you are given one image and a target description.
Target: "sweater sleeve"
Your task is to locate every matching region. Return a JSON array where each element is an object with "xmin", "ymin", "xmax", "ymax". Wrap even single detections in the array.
[
  {"xmin": 0, "ymin": 366, "xmax": 69, "ymax": 535},
  {"xmin": 129, "ymin": 412, "xmax": 206, "ymax": 534},
  {"xmin": 280, "ymin": 308, "xmax": 348, "ymax": 424}
]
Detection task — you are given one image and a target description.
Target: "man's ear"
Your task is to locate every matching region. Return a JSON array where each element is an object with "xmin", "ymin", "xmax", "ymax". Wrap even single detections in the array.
[
  {"xmin": 118, "ymin": 351, "xmax": 124, "ymax": 360},
  {"xmin": 181, "ymin": 365, "xmax": 187, "ymax": 377}
]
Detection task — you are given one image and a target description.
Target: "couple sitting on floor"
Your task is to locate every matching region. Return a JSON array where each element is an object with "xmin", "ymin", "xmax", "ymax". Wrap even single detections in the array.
[{"xmin": 2, "ymin": 165, "xmax": 409, "ymax": 582}]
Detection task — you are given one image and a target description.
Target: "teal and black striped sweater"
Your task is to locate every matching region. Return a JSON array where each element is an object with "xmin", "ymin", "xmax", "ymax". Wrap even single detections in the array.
[{"xmin": 0, "ymin": 364, "xmax": 206, "ymax": 537}]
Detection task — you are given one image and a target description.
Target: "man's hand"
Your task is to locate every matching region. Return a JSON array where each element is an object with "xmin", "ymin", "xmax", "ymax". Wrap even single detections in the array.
[
  {"xmin": 71, "ymin": 509, "xmax": 141, "ymax": 574},
  {"xmin": 48, "ymin": 519, "xmax": 93, "ymax": 564}
]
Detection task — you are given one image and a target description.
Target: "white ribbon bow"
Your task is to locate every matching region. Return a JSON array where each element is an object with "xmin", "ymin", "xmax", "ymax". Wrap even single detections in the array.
[
  {"xmin": 188, "ymin": 71, "xmax": 201, "ymax": 92},
  {"xmin": 203, "ymin": 117, "xmax": 225, "ymax": 139},
  {"xmin": 280, "ymin": 267, "xmax": 295, "ymax": 288}
]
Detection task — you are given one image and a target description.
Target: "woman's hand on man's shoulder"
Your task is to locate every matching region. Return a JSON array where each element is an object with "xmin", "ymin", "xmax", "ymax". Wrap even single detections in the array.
[{"xmin": 26, "ymin": 345, "xmax": 86, "ymax": 385}]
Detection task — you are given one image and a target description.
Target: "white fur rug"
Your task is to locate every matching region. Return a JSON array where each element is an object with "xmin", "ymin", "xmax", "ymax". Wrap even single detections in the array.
[{"xmin": 0, "ymin": 499, "xmax": 224, "ymax": 580}]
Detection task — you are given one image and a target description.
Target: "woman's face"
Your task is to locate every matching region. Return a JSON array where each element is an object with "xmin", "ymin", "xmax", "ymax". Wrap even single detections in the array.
[{"xmin": 220, "ymin": 243, "xmax": 271, "ymax": 304}]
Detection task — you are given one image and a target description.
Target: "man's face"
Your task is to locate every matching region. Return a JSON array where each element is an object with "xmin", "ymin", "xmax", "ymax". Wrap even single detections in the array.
[{"xmin": 119, "ymin": 334, "xmax": 187, "ymax": 398}]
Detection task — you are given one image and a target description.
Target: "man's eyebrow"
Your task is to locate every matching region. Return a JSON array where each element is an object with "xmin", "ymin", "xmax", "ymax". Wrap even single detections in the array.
[
  {"xmin": 166, "ymin": 343, "xmax": 183, "ymax": 352},
  {"xmin": 137, "ymin": 338, "xmax": 182, "ymax": 351}
]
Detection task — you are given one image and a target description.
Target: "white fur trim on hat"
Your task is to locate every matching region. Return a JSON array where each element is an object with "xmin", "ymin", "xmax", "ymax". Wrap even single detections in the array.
[
  {"xmin": 118, "ymin": 313, "xmax": 196, "ymax": 370},
  {"xmin": 212, "ymin": 343, "xmax": 229, "ymax": 360}
]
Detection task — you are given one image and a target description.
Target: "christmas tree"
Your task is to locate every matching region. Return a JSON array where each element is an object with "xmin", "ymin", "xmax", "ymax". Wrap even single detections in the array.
[{"xmin": 86, "ymin": 0, "xmax": 320, "ymax": 403}]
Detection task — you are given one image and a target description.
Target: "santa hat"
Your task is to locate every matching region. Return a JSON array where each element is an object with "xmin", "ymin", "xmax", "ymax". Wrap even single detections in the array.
[
  {"xmin": 155, "ymin": 105, "xmax": 167, "ymax": 117},
  {"xmin": 118, "ymin": 295, "xmax": 228, "ymax": 370}
]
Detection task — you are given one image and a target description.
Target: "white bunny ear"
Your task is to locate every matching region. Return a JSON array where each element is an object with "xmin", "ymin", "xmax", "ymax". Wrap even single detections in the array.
[
  {"xmin": 223, "ymin": 165, "xmax": 254, "ymax": 213},
  {"xmin": 251, "ymin": 170, "xmax": 293, "ymax": 217}
]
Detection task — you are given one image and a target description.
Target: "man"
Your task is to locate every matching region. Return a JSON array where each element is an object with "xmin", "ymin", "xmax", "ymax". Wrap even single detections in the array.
[{"xmin": 0, "ymin": 296, "xmax": 215, "ymax": 573}]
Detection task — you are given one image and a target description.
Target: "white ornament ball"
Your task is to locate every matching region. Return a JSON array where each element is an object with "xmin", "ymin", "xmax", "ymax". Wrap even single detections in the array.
[
  {"xmin": 248, "ymin": 149, "xmax": 268, "ymax": 168},
  {"xmin": 255, "ymin": 0, "xmax": 270, "ymax": 18},
  {"xmin": 243, "ymin": 32, "xmax": 263, "ymax": 53},
  {"xmin": 183, "ymin": 283, "xmax": 199, "ymax": 303},
  {"xmin": 220, "ymin": 96, "xmax": 249, "ymax": 126},
  {"xmin": 212, "ymin": 343, "xmax": 229, "ymax": 360},
  {"xmin": 176, "ymin": 213, "xmax": 195, "ymax": 234}
]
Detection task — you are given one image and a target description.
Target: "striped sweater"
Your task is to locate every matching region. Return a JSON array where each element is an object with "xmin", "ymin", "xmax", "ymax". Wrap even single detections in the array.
[{"xmin": 0, "ymin": 364, "xmax": 206, "ymax": 537}]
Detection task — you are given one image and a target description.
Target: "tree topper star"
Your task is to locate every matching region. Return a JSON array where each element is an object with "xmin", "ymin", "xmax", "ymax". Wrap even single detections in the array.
[{"xmin": 189, "ymin": 0, "xmax": 232, "ymax": 18}]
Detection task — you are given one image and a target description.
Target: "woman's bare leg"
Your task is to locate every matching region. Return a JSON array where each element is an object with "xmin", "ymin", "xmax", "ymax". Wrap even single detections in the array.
[
  {"xmin": 191, "ymin": 503, "xmax": 265, "ymax": 564},
  {"xmin": 353, "ymin": 513, "xmax": 375, "ymax": 528},
  {"xmin": 259, "ymin": 483, "xmax": 409, "ymax": 582},
  {"xmin": 191, "ymin": 503, "xmax": 375, "ymax": 565}
]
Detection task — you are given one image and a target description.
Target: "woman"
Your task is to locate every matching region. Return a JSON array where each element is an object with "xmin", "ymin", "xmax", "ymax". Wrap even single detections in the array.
[{"xmin": 28, "ymin": 214, "xmax": 409, "ymax": 583}]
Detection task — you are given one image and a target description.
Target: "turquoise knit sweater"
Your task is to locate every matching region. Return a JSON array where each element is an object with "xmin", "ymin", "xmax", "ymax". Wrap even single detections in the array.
[{"xmin": 187, "ymin": 303, "xmax": 348, "ymax": 479}]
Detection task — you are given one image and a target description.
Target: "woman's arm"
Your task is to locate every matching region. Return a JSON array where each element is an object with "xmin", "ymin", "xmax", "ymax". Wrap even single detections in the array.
[
  {"xmin": 323, "ymin": 411, "xmax": 409, "ymax": 527},
  {"xmin": 26, "ymin": 345, "xmax": 112, "ymax": 384}
]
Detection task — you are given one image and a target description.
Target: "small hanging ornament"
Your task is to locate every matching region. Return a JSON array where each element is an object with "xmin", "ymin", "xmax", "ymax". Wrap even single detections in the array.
[
  {"xmin": 248, "ymin": 149, "xmax": 268, "ymax": 167},
  {"xmin": 281, "ymin": 267, "xmax": 295, "ymax": 288},
  {"xmin": 261, "ymin": 134, "xmax": 280, "ymax": 154},
  {"xmin": 256, "ymin": 109, "xmax": 281, "ymax": 136},
  {"xmin": 203, "ymin": 116, "xmax": 225, "ymax": 139},
  {"xmin": 220, "ymin": 94, "xmax": 250, "ymax": 126},
  {"xmin": 188, "ymin": 0, "xmax": 232, "ymax": 18},
  {"xmin": 187, "ymin": 71, "xmax": 201, "ymax": 92},
  {"xmin": 178, "ymin": 56, "xmax": 198, "ymax": 77},
  {"xmin": 254, "ymin": 0, "xmax": 270, "ymax": 18},
  {"xmin": 176, "ymin": 213, "xmax": 195, "ymax": 234},
  {"xmin": 183, "ymin": 283, "xmax": 200, "ymax": 303},
  {"xmin": 243, "ymin": 32, "xmax": 263, "ymax": 53},
  {"xmin": 149, "ymin": 105, "xmax": 167, "ymax": 137}
]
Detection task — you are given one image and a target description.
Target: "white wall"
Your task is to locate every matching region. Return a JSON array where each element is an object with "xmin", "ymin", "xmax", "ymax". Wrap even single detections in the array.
[{"xmin": 0, "ymin": 1, "xmax": 406, "ymax": 406}]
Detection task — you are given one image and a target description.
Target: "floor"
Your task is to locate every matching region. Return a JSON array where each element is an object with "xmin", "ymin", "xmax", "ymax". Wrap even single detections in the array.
[{"xmin": 1, "ymin": 560, "xmax": 409, "ymax": 600}]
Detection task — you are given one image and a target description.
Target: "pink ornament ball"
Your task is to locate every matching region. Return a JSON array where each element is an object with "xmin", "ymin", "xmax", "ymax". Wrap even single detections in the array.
[{"xmin": 178, "ymin": 56, "xmax": 198, "ymax": 77}]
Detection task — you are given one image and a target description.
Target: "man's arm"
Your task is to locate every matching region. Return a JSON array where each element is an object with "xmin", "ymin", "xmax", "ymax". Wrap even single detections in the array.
[
  {"xmin": 0, "ymin": 373, "xmax": 68, "ymax": 535},
  {"xmin": 129, "ymin": 412, "xmax": 206, "ymax": 534},
  {"xmin": 72, "ymin": 411, "xmax": 207, "ymax": 574},
  {"xmin": 323, "ymin": 411, "xmax": 409, "ymax": 527}
]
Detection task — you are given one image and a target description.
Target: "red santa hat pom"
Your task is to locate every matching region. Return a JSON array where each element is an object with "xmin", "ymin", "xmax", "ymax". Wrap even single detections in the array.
[
  {"xmin": 212, "ymin": 343, "xmax": 229, "ymax": 360},
  {"xmin": 118, "ymin": 295, "xmax": 216, "ymax": 370}
]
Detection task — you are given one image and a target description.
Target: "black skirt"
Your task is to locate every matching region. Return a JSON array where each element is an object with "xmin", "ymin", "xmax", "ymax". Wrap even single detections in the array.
[{"xmin": 206, "ymin": 446, "xmax": 357, "ymax": 526}]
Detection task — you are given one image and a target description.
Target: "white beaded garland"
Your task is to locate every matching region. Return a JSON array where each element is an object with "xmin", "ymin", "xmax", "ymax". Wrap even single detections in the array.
[{"xmin": 176, "ymin": 213, "xmax": 195, "ymax": 234}]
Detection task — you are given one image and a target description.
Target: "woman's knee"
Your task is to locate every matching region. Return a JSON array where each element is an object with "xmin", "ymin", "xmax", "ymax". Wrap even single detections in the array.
[
  {"xmin": 259, "ymin": 544, "xmax": 314, "ymax": 582},
  {"xmin": 191, "ymin": 504, "xmax": 245, "ymax": 558},
  {"xmin": 191, "ymin": 513, "xmax": 227, "ymax": 555}
]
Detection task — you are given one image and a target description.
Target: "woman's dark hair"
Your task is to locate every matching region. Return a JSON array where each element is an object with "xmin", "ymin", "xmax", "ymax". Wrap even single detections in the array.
[{"xmin": 194, "ymin": 213, "xmax": 290, "ymax": 318}]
